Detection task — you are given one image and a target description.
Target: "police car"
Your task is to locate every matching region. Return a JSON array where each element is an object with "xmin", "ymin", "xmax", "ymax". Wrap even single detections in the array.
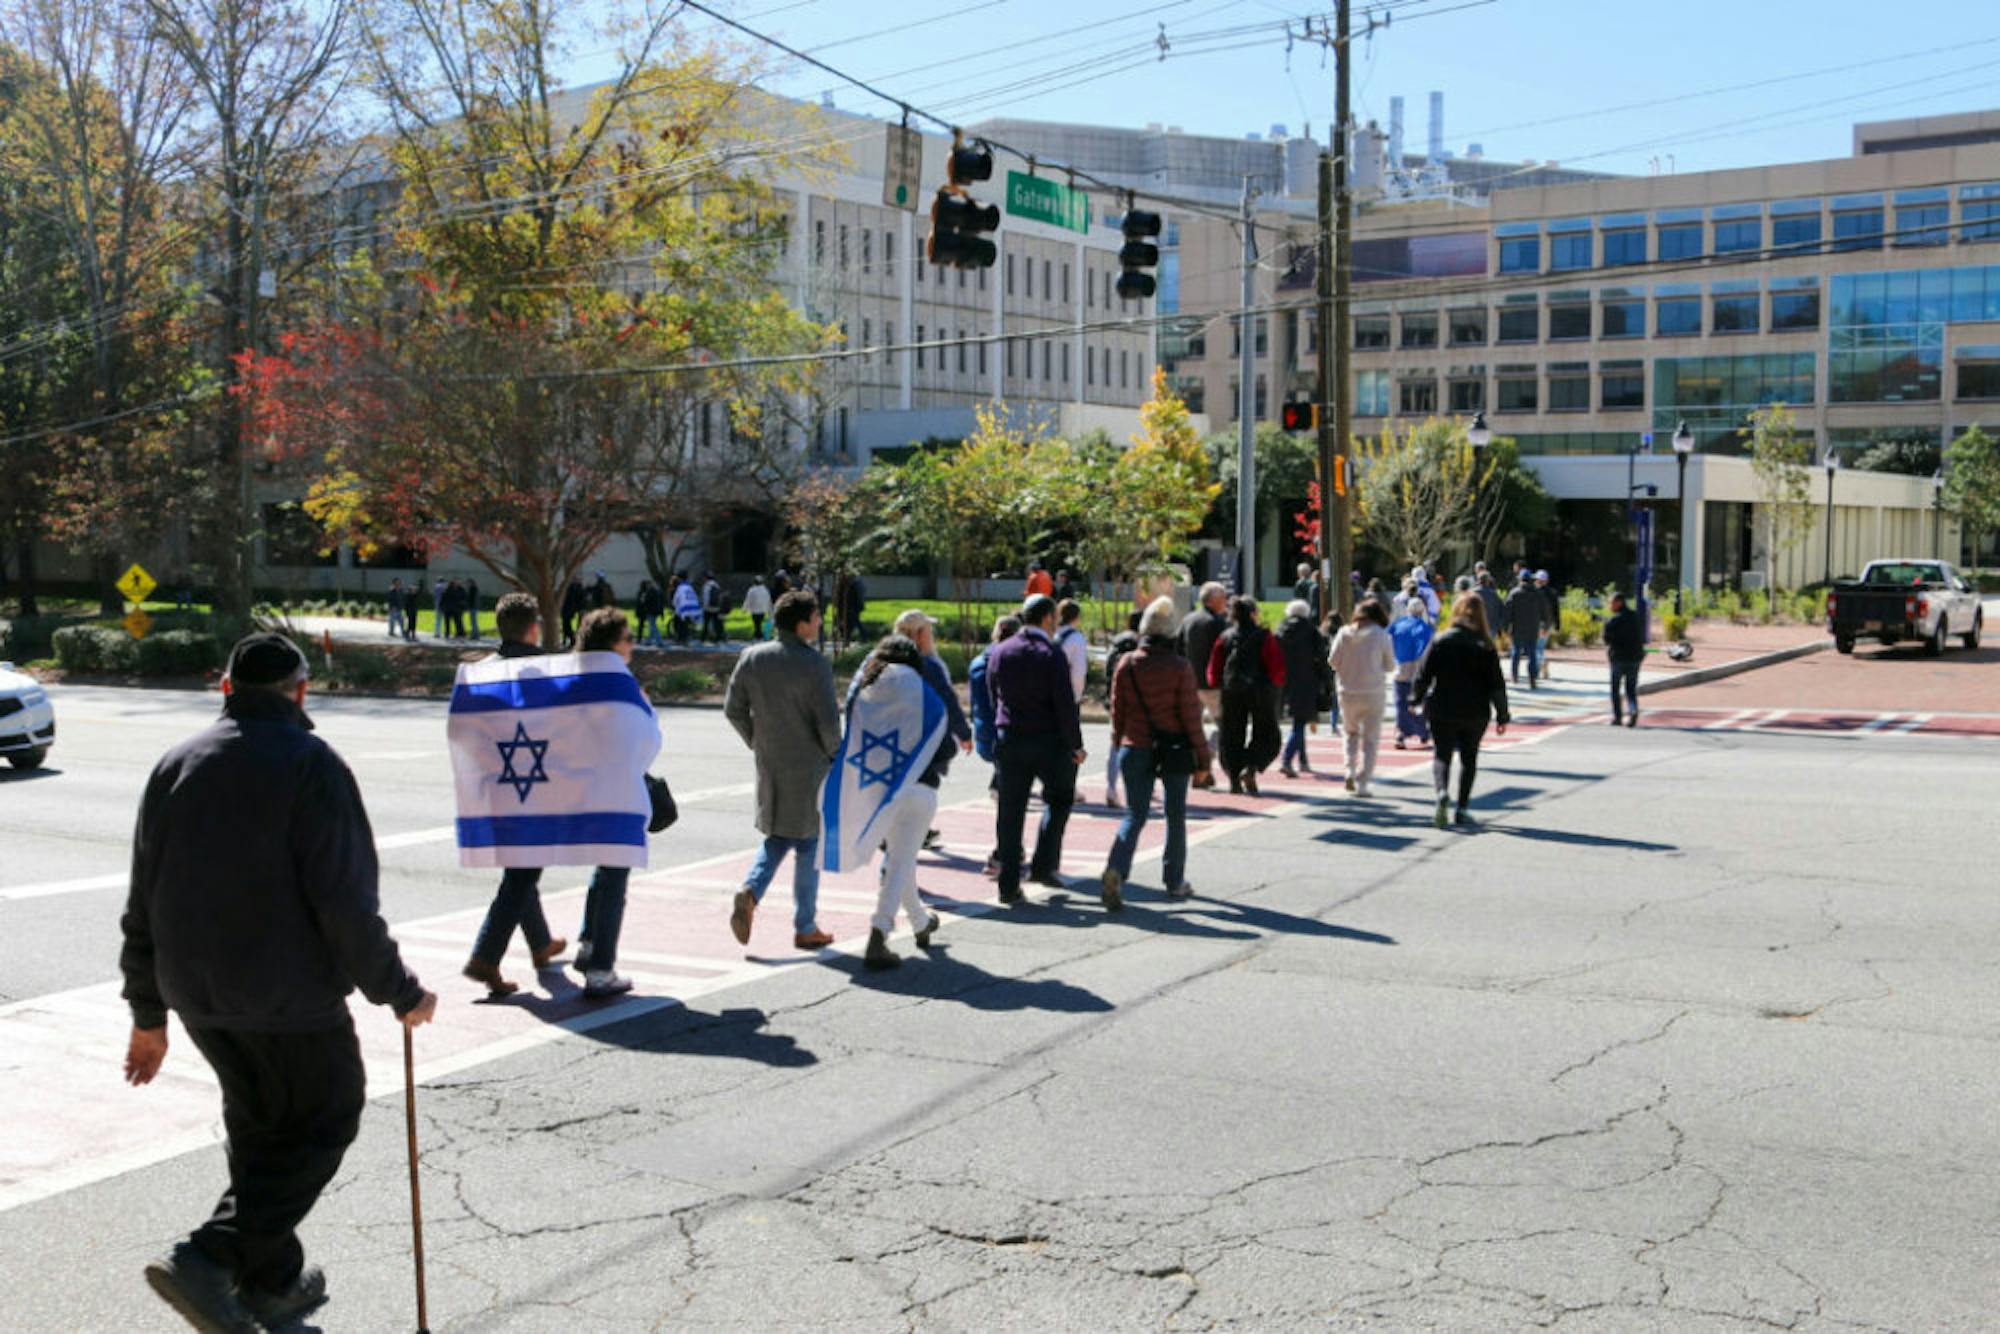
[{"xmin": 0, "ymin": 661, "xmax": 54, "ymax": 769}]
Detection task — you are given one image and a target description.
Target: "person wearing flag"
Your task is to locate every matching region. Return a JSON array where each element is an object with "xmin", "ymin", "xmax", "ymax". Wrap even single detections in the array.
[
  {"xmin": 447, "ymin": 599, "xmax": 662, "ymax": 999},
  {"xmin": 122, "ymin": 632, "xmax": 436, "ymax": 1334},
  {"xmin": 462, "ymin": 593, "xmax": 569, "ymax": 998},
  {"xmin": 826, "ymin": 634, "xmax": 964, "ymax": 969},
  {"xmin": 723, "ymin": 590, "xmax": 842, "ymax": 950}
]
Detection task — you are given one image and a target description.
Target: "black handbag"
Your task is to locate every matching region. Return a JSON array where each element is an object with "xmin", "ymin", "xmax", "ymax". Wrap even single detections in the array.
[{"xmin": 644, "ymin": 773, "xmax": 678, "ymax": 833}]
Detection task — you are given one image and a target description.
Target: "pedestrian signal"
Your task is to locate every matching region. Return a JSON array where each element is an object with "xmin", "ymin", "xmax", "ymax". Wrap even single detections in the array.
[{"xmin": 1280, "ymin": 402, "xmax": 1318, "ymax": 433}]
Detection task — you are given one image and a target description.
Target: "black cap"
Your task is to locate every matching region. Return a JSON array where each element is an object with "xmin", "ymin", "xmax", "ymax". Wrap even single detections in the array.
[{"xmin": 225, "ymin": 632, "xmax": 307, "ymax": 686}]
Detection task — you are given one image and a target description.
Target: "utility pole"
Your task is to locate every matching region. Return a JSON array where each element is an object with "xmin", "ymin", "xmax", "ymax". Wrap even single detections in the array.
[
  {"xmin": 1329, "ymin": 0, "xmax": 1354, "ymax": 620},
  {"xmin": 1235, "ymin": 176, "xmax": 1258, "ymax": 598}
]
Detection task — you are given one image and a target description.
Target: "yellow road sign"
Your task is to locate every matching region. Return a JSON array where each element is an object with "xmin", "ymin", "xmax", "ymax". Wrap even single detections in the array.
[
  {"xmin": 115, "ymin": 563, "xmax": 157, "ymax": 603},
  {"xmin": 123, "ymin": 609, "xmax": 153, "ymax": 640}
]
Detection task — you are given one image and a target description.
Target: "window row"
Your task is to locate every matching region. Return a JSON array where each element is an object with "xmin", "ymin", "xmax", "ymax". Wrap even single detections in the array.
[
  {"xmin": 1493, "ymin": 207, "xmax": 2000, "ymax": 275},
  {"xmin": 1355, "ymin": 365, "xmax": 1647, "ymax": 416},
  {"xmin": 1828, "ymin": 265, "xmax": 2000, "ymax": 328},
  {"xmin": 1355, "ymin": 289, "xmax": 1820, "ymax": 349}
]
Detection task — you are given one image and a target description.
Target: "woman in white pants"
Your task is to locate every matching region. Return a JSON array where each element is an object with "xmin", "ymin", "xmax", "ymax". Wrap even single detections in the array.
[{"xmin": 1327, "ymin": 597, "xmax": 1396, "ymax": 796}]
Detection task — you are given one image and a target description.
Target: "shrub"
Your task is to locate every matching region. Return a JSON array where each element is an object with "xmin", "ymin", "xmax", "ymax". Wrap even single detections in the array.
[
  {"xmin": 0, "ymin": 614, "xmax": 73, "ymax": 661},
  {"xmin": 421, "ymin": 663, "xmax": 459, "ymax": 692},
  {"xmin": 137, "ymin": 630, "xmax": 217, "ymax": 676},
  {"xmin": 53, "ymin": 624, "xmax": 140, "ymax": 673},
  {"xmin": 331, "ymin": 651, "xmax": 394, "ymax": 689},
  {"xmin": 1559, "ymin": 607, "xmax": 1601, "ymax": 648},
  {"xmin": 1663, "ymin": 611, "xmax": 1690, "ymax": 640},
  {"xmin": 656, "ymin": 666, "xmax": 715, "ymax": 698}
]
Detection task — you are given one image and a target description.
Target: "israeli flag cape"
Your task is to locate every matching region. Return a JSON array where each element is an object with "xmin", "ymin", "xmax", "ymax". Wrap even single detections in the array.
[
  {"xmin": 820, "ymin": 662, "xmax": 947, "ymax": 874},
  {"xmin": 447, "ymin": 651, "xmax": 662, "ymax": 869}
]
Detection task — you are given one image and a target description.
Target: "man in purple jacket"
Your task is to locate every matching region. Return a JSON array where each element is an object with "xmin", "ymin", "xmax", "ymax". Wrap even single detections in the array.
[{"xmin": 985, "ymin": 595, "xmax": 1086, "ymax": 904}]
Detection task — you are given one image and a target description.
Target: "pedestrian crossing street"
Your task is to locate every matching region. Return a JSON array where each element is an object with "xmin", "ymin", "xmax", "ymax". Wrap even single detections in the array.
[{"xmin": 0, "ymin": 713, "xmax": 1626, "ymax": 1216}]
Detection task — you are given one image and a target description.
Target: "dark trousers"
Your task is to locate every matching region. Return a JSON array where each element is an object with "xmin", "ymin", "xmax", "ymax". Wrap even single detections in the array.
[
  {"xmin": 702, "ymin": 611, "xmax": 724, "ymax": 642},
  {"xmin": 1395, "ymin": 678, "xmax": 1431, "ymax": 743},
  {"xmin": 993, "ymin": 731, "xmax": 1077, "ymax": 892},
  {"xmin": 1430, "ymin": 719, "xmax": 1488, "ymax": 808},
  {"xmin": 184, "ymin": 1019, "xmax": 365, "ymax": 1293},
  {"xmin": 577, "ymin": 866, "xmax": 630, "ymax": 971},
  {"xmin": 471, "ymin": 867, "xmax": 553, "ymax": 965},
  {"xmin": 750, "ymin": 613, "xmax": 766, "ymax": 640},
  {"xmin": 1219, "ymin": 685, "xmax": 1282, "ymax": 779},
  {"xmin": 1610, "ymin": 659, "xmax": 1641, "ymax": 718}
]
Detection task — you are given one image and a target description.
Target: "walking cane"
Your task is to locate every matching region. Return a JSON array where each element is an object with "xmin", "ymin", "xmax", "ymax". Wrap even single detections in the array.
[{"xmin": 402, "ymin": 1025, "xmax": 431, "ymax": 1334}]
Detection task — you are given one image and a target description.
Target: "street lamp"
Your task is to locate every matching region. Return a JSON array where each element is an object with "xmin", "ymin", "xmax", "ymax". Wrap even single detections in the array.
[
  {"xmin": 1932, "ymin": 467, "xmax": 1945, "ymax": 561},
  {"xmin": 1467, "ymin": 410, "xmax": 1492, "ymax": 450},
  {"xmin": 1671, "ymin": 419, "xmax": 1694, "ymax": 616},
  {"xmin": 1823, "ymin": 448, "xmax": 1842, "ymax": 584}
]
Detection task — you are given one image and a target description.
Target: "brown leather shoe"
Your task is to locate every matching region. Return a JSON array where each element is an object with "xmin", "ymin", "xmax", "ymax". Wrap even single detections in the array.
[
  {"xmin": 730, "ymin": 890, "xmax": 757, "ymax": 945},
  {"xmin": 793, "ymin": 928, "xmax": 834, "ymax": 950},
  {"xmin": 461, "ymin": 958, "xmax": 518, "ymax": 997},
  {"xmin": 531, "ymin": 937, "xmax": 568, "ymax": 969}
]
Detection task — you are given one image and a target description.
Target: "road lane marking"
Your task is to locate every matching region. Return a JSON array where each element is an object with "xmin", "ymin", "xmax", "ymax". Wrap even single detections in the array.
[
  {"xmin": 1698, "ymin": 709, "xmax": 1762, "ymax": 731},
  {"xmin": 1887, "ymin": 712, "xmax": 1934, "ymax": 734}
]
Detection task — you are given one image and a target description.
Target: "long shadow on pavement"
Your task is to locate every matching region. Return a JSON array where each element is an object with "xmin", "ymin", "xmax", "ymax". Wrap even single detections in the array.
[
  {"xmin": 1486, "ymin": 825, "xmax": 1677, "ymax": 852},
  {"xmin": 484, "ymin": 984, "xmax": 822, "ymax": 1067},
  {"xmin": 1030, "ymin": 886, "xmax": 1397, "ymax": 948},
  {"xmin": 823, "ymin": 943, "xmax": 1114, "ymax": 1012}
]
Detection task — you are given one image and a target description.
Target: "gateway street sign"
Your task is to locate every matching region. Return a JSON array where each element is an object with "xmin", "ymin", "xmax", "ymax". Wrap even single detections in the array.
[{"xmin": 1005, "ymin": 171, "xmax": 1089, "ymax": 234}]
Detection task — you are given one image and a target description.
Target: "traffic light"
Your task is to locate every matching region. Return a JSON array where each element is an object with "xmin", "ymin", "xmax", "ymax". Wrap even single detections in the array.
[
  {"xmin": 1116, "ymin": 209, "xmax": 1161, "ymax": 300},
  {"xmin": 928, "ymin": 139, "xmax": 999, "ymax": 270},
  {"xmin": 1280, "ymin": 402, "xmax": 1319, "ymax": 433}
]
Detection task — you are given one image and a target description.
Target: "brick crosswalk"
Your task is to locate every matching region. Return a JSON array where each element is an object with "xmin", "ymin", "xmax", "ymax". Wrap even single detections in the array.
[
  {"xmin": 1608, "ymin": 706, "xmax": 2000, "ymax": 738},
  {"xmin": 0, "ymin": 719, "xmax": 1583, "ymax": 1216}
]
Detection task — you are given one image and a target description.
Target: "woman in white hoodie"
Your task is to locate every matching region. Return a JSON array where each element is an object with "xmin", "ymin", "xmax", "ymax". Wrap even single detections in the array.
[{"xmin": 1327, "ymin": 597, "xmax": 1396, "ymax": 796}]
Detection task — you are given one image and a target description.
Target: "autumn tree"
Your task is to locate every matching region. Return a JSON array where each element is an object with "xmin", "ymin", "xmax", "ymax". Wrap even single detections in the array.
[
  {"xmin": 1745, "ymin": 402, "xmax": 1814, "ymax": 594},
  {"xmin": 1943, "ymin": 424, "xmax": 2000, "ymax": 570},
  {"xmin": 1072, "ymin": 368, "xmax": 1216, "ymax": 623},
  {"xmin": 1352, "ymin": 415, "xmax": 1497, "ymax": 571}
]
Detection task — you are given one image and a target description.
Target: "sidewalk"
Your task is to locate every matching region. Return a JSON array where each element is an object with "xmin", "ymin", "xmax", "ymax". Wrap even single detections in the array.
[
  {"xmin": 1514, "ymin": 619, "xmax": 1826, "ymax": 720},
  {"xmin": 288, "ymin": 614, "xmax": 760, "ymax": 656}
]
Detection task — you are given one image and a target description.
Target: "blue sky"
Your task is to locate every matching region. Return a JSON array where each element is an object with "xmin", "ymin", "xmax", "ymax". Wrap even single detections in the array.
[{"xmin": 579, "ymin": 0, "xmax": 2000, "ymax": 178}]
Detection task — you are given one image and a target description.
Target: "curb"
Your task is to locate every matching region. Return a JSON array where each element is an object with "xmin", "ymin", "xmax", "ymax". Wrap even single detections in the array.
[{"xmin": 1636, "ymin": 638, "xmax": 1827, "ymax": 696}]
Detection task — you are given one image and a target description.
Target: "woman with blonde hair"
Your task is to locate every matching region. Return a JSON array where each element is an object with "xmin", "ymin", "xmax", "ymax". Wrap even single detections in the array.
[
  {"xmin": 1327, "ymin": 597, "xmax": 1395, "ymax": 796},
  {"xmin": 1411, "ymin": 590, "xmax": 1510, "ymax": 829},
  {"xmin": 1101, "ymin": 597, "xmax": 1213, "ymax": 907}
]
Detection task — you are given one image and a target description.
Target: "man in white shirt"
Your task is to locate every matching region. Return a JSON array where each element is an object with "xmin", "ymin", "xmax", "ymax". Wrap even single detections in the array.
[{"xmin": 1054, "ymin": 599, "xmax": 1088, "ymax": 705}]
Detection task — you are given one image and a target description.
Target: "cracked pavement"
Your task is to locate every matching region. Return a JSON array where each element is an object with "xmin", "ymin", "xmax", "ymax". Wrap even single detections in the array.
[{"xmin": 7, "ymin": 711, "xmax": 1998, "ymax": 1330}]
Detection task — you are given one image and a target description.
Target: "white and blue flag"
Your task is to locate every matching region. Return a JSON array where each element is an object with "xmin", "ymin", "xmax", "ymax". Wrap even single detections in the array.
[
  {"xmin": 447, "ymin": 651, "xmax": 662, "ymax": 869},
  {"xmin": 820, "ymin": 663, "xmax": 947, "ymax": 874}
]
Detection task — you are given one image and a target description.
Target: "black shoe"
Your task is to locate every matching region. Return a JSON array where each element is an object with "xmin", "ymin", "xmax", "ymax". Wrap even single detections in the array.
[
  {"xmin": 144, "ymin": 1243, "xmax": 261, "ymax": 1334},
  {"xmin": 244, "ymin": 1264, "xmax": 328, "ymax": 1327},
  {"xmin": 915, "ymin": 913, "xmax": 942, "ymax": 949},
  {"xmin": 1626, "ymin": 713, "xmax": 1639, "ymax": 728},
  {"xmin": 864, "ymin": 928, "xmax": 902, "ymax": 970},
  {"xmin": 922, "ymin": 827, "xmax": 942, "ymax": 850},
  {"xmin": 1610, "ymin": 714, "xmax": 1623, "ymax": 726},
  {"xmin": 1029, "ymin": 871, "xmax": 1067, "ymax": 890},
  {"xmin": 999, "ymin": 886, "xmax": 1025, "ymax": 906},
  {"xmin": 1454, "ymin": 808, "xmax": 1477, "ymax": 828},
  {"xmin": 1227, "ymin": 775, "xmax": 1245, "ymax": 795},
  {"xmin": 1243, "ymin": 772, "xmax": 1260, "ymax": 797}
]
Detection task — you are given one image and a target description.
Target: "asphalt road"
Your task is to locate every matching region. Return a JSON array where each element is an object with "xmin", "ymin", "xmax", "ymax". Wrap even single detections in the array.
[{"xmin": 2, "ymin": 683, "xmax": 1996, "ymax": 1329}]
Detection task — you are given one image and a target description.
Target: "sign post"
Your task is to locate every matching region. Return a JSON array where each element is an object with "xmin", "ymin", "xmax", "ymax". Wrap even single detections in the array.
[
  {"xmin": 1004, "ymin": 171, "xmax": 1090, "ymax": 233},
  {"xmin": 882, "ymin": 123, "xmax": 921, "ymax": 212}
]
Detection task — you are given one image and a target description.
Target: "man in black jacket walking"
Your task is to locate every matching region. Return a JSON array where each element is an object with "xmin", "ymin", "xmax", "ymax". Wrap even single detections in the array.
[
  {"xmin": 121, "ymin": 632, "xmax": 436, "ymax": 1333},
  {"xmin": 1602, "ymin": 592, "xmax": 1645, "ymax": 727}
]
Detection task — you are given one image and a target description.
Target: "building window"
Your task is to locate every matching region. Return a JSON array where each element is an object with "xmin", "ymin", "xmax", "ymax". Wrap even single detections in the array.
[
  {"xmin": 978, "ymin": 341, "xmax": 987, "ymax": 375},
  {"xmin": 957, "ymin": 330, "xmax": 967, "ymax": 374},
  {"xmin": 1448, "ymin": 378, "xmax": 1484, "ymax": 412},
  {"xmin": 861, "ymin": 229, "xmax": 872, "ymax": 273},
  {"xmin": 884, "ymin": 231, "xmax": 894, "ymax": 268},
  {"xmin": 1713, "ymin": 218, "xmax": 1761, "ymax": 254},
  {"xmin": 1007, "ymin": 252, "xmax": 1016, "ymax": 294},
  {"xmin": 1895, "ymin": 205, "xmax": 1948, "ymax": 247},
  {"xmin": 1549, "ymin": 232, "xmax": 1592, "ymax": 271},
  {"xmin": 938, "ymin": 261, "xmax": 946, "ymax": 285},
  {"xmin": 1713, "ymin": 294, "xmax": 1759, "ymax": 334},
  {"xmin": 838, "ymin": 224, "xmax": 848, "ymax": 268},
  {"xmin": 1833, "ymin": 208, "xmax": 1883, "ymax": 252},
  {"xmin": 1498, "ymin": 236, "xmax": 1540, "ymax": 273},
  {"xmin": 1254, "ymin": 316, "xmax": 1269, "ymax": 358},
  {"xmin": 1398, "ymin": 377, "xmax": 1436, "ymax": 415},
  {"xmin": 1771, "ymin": 290, "xmax": 1820, "ymax": 331},
  {"xmin": 814, "ymin": 219, "xmax": 825, "ymax": 264},
  {"xmin": 1957, "ymin": 359, "xmax": 2000, "ymax": 400},
  {"xmin": 1355, "ymin": 316, "xmax": 1390, "ymax": 349},
  {"xmin": 1601, "ymin": 299, "xmax": 1645, "ymax": 338},
  {"xmin": 1254, "ymin": 375, "xmax": 1267, "ymax": 419},
  {"xmin": 1964, "ymin": 199, "xmax": 2000, "ymax": 243},
  {"xmin": 1062, "ymin": 262, "xmax": 1071, "ymax": 303},
  {"xmin": 1656, "ymin": 297, "xmax": 1701, "ymax": 336},
  {"xmin": 915, "ymin": 323, "xmax": 925, "ymax": 370},
  {"xmin": 1601, "ymin": 368, "xmax": 1644, "ymax": 410},
  {"xmin": 1120, "ymin": 349, "xmax": 1129, "ymax": 388},
  {"xmin": 1549, "ymin": 304, "xmax": 1590, "ymax": 341},
  {"xmin": 1024, "ymin": 257, "xmax": 1033, "ymax": 298},
  {"xmin": 1042, "ymin": 259, "xmax": 1052, "ymax": 299},
  {"xmin": 861, "ymin": 317, "xmax": 871, "ymax": 359},
  {"xmin": 978, "ymin": 267, "xmax": 986, "ymax": 291},
  {"xmin": 1042, "ymin": 341, "xmax": 1051, "ymax": 381},
  {"xmin": 1602, "ymin": 229, "xmax": 1645, "ymax": 266},
  {"xmin": 1006, "ymin": 340, "xmax": 1016, "ymax": 376},
  {"xmin": 1830, "ymin": 341, "xmax": 1941, "ymax": 402},
  {"xmin": 1087, "ymin": 269, "xmax": 1095, "ymax": 307},
  {"xmin": 958, "ymin": 267, "xmax": 966, "ymax": 288},
  {"xmin": 1773, "ymin": 213, "xmax": 1821, "ymax": 254},
  {"xmin": 1086, "ymin": 345, "xmax": 1095, "ymax": 385},
  {"xmin": 1657, "ymin": 224, "xmax": 1702, "ymax": 260},
  {"xmin": 1354, "ymin": 369, "xmax": 1389, "ymax": 415},
  {"xmin": 1400, "ymin": 312, "xmax": 1438, "ymax": 348},
  {"xmin": 1448, "ymin": 308, "xmax": 1487, "ymax": 346},
  {"xmin": 1496, "ymin": 375, "xmax": 1538, "ymax": 413},
  {"xmin": 1548, "ymin": 370, "xmax": 1590, "ymax": 412},
  {"xmin": 1497, "ymin": 306, "xmax": 1538, "ymax": 343}
]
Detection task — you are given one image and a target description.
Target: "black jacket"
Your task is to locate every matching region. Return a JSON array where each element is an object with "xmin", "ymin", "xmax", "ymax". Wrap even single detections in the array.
[
  {"xmin": 1603, "ymin": 608, "xmax": 1645, "ymax": 664},
  {"xmin": 1277, "ymin": 614, "xmax": 1329, "ymax": 719},
  {"xmin": 1411, "ymin": 627, "xmax": 1511, "ymax": 729},
  {"xmin": 120, "ymin": 690, "xmax": 423, "ymax": 1032},
  {"xmin": 1179, "ymin": 606, "xmax": 1228, "ymax": 686}
]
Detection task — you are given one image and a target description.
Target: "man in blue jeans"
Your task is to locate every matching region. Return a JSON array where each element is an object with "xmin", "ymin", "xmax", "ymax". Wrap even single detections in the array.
[
  {"xmin": 986, "ymin": 595, "xmax": 1086, "ymax": 904},
  {"xmin": 1602, "ymin": 592, "xmax": 1645, "ymax": 727},
  {"xmin": 723, "ymin": 590, "xmax": 842, "ymax": 950},
  {"xmin": 462, "ymin": 593, "xmax": 569, "ymax": 996}
]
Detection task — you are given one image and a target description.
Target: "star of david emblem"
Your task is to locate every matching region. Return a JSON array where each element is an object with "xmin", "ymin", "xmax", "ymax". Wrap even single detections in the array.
[
  {"xmin": 847, "ymin": 727, "xmax": 910, "ymax": 790},
  {"xmin": 495, "ymin": 722, "xmax": 550, "ymax": 803}
]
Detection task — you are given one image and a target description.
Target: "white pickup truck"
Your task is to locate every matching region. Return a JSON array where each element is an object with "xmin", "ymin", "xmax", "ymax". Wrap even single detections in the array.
[{"xmin": 1826, "ymin": 559, "xmax": 1984, "ymax": 656}]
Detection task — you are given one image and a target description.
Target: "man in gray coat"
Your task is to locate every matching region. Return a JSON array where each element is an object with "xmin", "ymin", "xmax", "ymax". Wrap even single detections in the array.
[{"xmin": 724, "ymin": 590, "xmax": 841, "ymax": 950}]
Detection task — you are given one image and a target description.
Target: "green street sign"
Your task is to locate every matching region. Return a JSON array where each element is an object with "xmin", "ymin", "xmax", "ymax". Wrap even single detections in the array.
[{"xmin": 1005, "ymin": 171, "xmax": 1090, "ymax": 234}]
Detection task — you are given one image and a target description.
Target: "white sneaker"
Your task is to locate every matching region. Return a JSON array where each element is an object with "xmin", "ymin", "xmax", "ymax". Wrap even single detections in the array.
[
  {"xmin": 582, "ymin": 970, "xmax": 633, "ymax": 998},
  {"xmin": 1356, "ymin": 783, "xmax": 1372, "ymax": 798}
]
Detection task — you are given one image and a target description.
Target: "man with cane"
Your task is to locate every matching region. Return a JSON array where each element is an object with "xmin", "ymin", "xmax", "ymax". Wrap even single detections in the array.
[{"xmin": 121, "ymin": 632, "xmax": 437, "ymax": 1332}]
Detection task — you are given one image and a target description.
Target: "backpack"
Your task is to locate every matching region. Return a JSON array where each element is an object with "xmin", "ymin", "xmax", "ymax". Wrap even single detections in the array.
[
  {"xmin": 1222, "ymin": 627, "xmax": 1270, "ymax": 692},
  {"xmin": 1103, "ymin": 632, "xmax": 1138, "ymax": 702}
]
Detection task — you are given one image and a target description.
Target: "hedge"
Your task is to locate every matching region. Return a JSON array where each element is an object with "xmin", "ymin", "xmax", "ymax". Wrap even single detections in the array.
[
  {"xmin": 52, "ymin": 625, "xmax": 140, "ymax": 673},
  {"xmin": 137, "ymin": 630, "xmax": 219, "ymax": 676}
]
